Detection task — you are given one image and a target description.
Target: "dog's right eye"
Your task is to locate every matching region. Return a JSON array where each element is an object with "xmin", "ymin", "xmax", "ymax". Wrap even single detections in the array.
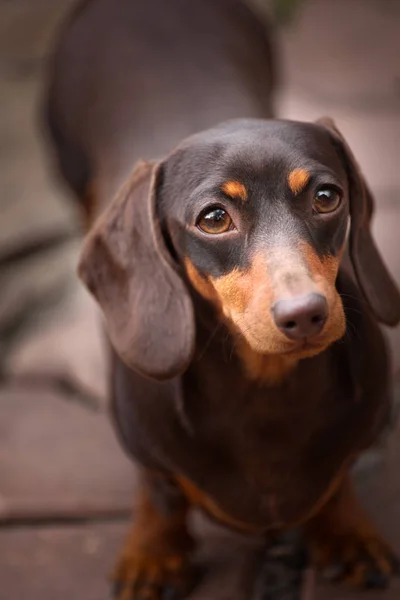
[{"xmin": 196, "ymin": 207, "xmax": 234, "ymax": 234}]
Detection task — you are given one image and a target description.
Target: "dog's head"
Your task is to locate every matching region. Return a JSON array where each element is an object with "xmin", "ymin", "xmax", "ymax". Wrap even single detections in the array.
[{"xmin": 79, "ymin": 118, "xmax": 400, "ymax": 381}]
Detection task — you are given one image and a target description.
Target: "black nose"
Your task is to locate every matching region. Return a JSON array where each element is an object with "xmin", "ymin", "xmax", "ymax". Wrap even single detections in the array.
[{"xmin": 272, "ymin": 293, "xmax": 328, "ymax": 340}]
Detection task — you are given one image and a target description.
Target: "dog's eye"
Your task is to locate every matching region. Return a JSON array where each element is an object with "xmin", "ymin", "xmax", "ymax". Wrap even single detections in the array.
[
  {"xmin": 313, "ymin": 187, "xmax": 342, "ymax": 214},
  {"xmin": 197, "ymin": 207, "xmax": 234, "ymax": 234}
]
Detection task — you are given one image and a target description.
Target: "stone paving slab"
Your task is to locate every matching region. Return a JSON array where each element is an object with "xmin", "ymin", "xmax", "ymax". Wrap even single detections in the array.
[
  {"xmin": 0, "ymin": 240, "xmax": 77, "ymax": 335},
  {"xmin": 0, "ymin": 75, "xmax": 77, "ymax": 260},
  {"xmin": 0, "ymin": 523, "xmax": 124, "ymax": 600},
  {"xmin": 4, "ymin": 281, "xmax": 108, "ymax": 404},
  {"xmin": 0, "ymin": 518, "xmax": 266, "ymax": 600},
  {"xmin": 0, "ymin": 387, "xmax": 133, "ymax": 521},
  {"xmin": 0, "ymin": 479, "xmax": 399, "ymax": 600}
]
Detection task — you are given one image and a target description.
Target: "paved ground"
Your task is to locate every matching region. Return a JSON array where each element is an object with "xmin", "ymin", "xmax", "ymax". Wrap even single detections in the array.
[{"xmin": 0, "ymin": 0, "xmax": 400, "ymax": 599}]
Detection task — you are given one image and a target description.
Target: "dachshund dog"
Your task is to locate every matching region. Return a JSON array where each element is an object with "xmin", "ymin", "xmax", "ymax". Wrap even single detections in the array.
[{"xmin": 44, "ymin": 1, "xmax": 400, "ymax": 599}]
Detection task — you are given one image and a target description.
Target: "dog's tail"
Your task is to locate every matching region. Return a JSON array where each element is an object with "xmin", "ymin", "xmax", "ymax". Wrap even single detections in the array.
[{"xmin": 39, "ymin": 0, "xmax": 95, "ymax": 227}]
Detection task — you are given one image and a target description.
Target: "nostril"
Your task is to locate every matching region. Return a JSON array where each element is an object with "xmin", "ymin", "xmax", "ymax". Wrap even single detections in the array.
[
  {"xmin": 311, "ymin": 314, "xmax": 323, "ymax": 325},
  {"xmin": 272, "ymin": 293, "xmax": 328, "ymax": 341}
]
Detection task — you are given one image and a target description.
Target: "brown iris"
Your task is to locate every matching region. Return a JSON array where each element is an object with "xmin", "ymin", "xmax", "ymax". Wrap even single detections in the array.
[
  {"xmin": 197, "ymin": 207, "xmax": 234, "ymax": 234},
  {"xmin": 313, "ymin": 187, "xmax": 342, "ymax": 214}
]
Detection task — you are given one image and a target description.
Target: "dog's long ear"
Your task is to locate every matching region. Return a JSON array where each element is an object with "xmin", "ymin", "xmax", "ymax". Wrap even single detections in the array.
[
  {"xmin": 316, "ymin": 117, "xmax": 400, "ymax": 327},
  {"xmin": 78, "ymin": 160, "xmax": 195, "ymax": 380}
]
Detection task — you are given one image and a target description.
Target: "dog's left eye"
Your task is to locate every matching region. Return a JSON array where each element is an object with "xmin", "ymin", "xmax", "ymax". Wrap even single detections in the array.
[
  {"xmin": 313, "ymin": 187, "xmax": 342, "ymax": 214},
  {"xmin": 197, "ymin": 207, "xmax": 234, "ymax": 234}
]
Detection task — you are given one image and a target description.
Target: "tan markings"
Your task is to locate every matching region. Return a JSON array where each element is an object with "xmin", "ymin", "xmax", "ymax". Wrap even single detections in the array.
[
  {"xmin": 288, "ymin": 168, "xmax": 310, "ymax": 195},
  {"xmin": 295, "ymin": 463, "xmax": 349, "ymax": 529},
  {"xmin": 221, "ymin": 180, "xmax": 247, "ymax": 201},
  {"xmin": 176, "ymin": 475, "xmax": 261, "ymax": 534},
  {"xmin": 185, "ymin": 256, "xmax": 262, "ymax": 317},
  {"xmin": 299, "ymin": 241, "xmax": 339, "ymax": 285},
  {"xmin": 185, "ymin": 255, "xmax": 298, "ymax": 384},
  {"xmin": 184, "ymin": 259, "xmax": 219, "ymax": 303},
  {"xmin": 236, "ymin": 339, "xmax": 298, "ymax": 385},
  {"xmin": 211, "ymin": 265, "xmax": 254, "ymax": 316},
  {"xmin": 178, "ymin": 467, "xmax": 352, "ymax": 536},
  {"xmin": 298, "ymin": 241, "xmax": 346, "ymax": 346},
  {"xmin": 112, "ymin": 478, "xmax": 193, "ymax": 599},
  {"xmin": 184, "ymin": 244, "xmax": 345, "ymax": 384},
  {"xmin": 197, "ymin": 253, "xmax": 301, "ymax": 384},
  {"xmin": 82, "ymin": 179, "xmax": 100, "ymax": 231},
  {"xmin": 305, "ymin": 475, "xmax": 397, "ymax": 587}
]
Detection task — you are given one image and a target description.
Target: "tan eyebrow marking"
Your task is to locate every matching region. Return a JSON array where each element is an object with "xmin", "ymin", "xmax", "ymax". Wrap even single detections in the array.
[
  {"xmin": 221, "ymin": 180, "xmax": 248, "ymax": 201},
  {"xmin": 288, "ymin": 169, "xmax": 310, "ymax": 195}
]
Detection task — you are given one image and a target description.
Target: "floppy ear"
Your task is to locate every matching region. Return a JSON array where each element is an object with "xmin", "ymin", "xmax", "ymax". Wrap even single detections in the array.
[
  {"xmin": 316, "ymin": 117, "xmax": 400, "ymax": 327},
  {"xmin": 78, "ymin": 160, "xmax": 195, "ymax": 380}
]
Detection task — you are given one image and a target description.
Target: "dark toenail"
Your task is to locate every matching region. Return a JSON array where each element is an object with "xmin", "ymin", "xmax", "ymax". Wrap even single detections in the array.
[
  {"xmin": 365, "ymin": 572, "xmax": 389, "ymax": 589},
  {"xmin": 322, "ymin": 565, "xmax": 345, "ymax": 582},
  {"xmin": 391, "ymin": 556, "xmax": 400, "ymax": 574},
  {"xmin": 112, "ymin": 581, "xmax": 123, "ymax": 598},
  {"xmin": 162, "ymin": 585, "xmax": 179, "ymax": 600}
]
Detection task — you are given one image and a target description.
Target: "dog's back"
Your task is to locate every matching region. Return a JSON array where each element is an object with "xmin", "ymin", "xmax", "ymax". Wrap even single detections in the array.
[{"xmin": 44, "ymin": 0, "xmax": 277, "ymax": 217}]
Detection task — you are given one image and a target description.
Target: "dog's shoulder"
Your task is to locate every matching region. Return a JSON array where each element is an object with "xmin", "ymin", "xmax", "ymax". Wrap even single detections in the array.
[
  {"xmin": 336, "ymin": 265, "xmax": 388, "ymax": 361},
  {"xmin": 334, "ymin": 265, "xmax": 392, "ymax": 438}
]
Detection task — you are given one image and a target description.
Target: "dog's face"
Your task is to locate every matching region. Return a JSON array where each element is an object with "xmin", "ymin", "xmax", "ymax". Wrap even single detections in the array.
[
  {"xmin": 162, "ymin": 120, "xmax": 349, "ymax": 360},
  {"xmin": 79, "ymin": 118, "xmax": 400, "ymax": 381}
]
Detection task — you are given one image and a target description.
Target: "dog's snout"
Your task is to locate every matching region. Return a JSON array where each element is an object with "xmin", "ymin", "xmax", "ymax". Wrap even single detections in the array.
[{"xmin": 272, "ymin": 293, "xmax": 328, "ymax": 340}]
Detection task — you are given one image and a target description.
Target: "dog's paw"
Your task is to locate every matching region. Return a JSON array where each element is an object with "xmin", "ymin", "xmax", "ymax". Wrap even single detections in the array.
[
  {"xmin": 310, "ymin": 532, "xmax": 399, "ymax": 589},
  {"xmin": 112, "ymin": 550, "xmax": 194, "ymax": 600},
  {"xmin": 252, "ymin": 533, "xmax": 309, "ymax": 600}
]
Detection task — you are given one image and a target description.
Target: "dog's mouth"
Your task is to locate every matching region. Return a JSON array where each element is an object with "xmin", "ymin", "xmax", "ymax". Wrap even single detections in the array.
[
  {"xmin": 281, "ymin": 340, "xmax": 327, "ymax": 357},
  {"xmin": 234, "ymin": 316, "xmax": 331, "ymax": 357}
]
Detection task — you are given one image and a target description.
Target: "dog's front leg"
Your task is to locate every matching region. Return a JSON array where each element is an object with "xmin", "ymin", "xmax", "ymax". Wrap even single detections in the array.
[
  {"xmin": 305, "ymin": 476, "xmax": 399, "ymax": 589},
  {"xmin": 113, "ymin": 470, "xmax": 195, "ymax": 600}
]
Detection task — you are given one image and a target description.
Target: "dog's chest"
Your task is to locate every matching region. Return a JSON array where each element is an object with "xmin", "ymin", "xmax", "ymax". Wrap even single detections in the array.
[{"xmin": 179, "ymin": 358, "xmax": 370, "ymax": 529}]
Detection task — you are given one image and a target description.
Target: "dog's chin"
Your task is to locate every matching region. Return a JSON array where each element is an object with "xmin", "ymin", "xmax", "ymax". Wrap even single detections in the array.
[
  {"xmin": 238, "ymin": 323, "xmax": 345, "ymax": 361},
  {"xmin": 246, "ymin": 339, "xmax": 329, "ymax": 360},
  {"xmin": 281, "ymin": 341, "xmax": 330, "ymax": 359}
]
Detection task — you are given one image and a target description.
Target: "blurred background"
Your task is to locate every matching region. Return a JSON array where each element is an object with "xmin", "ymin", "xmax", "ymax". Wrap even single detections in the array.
[{"xmin": 0, "ymin": 1, "xmax": 399, "ymax": 599}]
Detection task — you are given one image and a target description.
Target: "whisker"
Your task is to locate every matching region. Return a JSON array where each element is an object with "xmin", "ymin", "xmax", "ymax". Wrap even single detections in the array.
[
  {"xmin": 196, "ymin": 321, "xmax": 224, "ymax": 362},
  {"xmin": 344, "ymin": 307, "xmax": 363, "ymax": 316},
  {"xmin": 339, "ymin": 292, "xmax": 362, "ymax": 303},
  {"xmin": 345, "ymin": 320, "xmax": 360, "ymax": 342}
]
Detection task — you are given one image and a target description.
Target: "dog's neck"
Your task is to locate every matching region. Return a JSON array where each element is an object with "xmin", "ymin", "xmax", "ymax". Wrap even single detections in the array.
[
  {"xmin": 191, "ymin": 293, "xmax": 299, "ymax": 387},
  {"xmin": 234, "ymin": 339, "xmax": 299, "ymax": 385}
]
